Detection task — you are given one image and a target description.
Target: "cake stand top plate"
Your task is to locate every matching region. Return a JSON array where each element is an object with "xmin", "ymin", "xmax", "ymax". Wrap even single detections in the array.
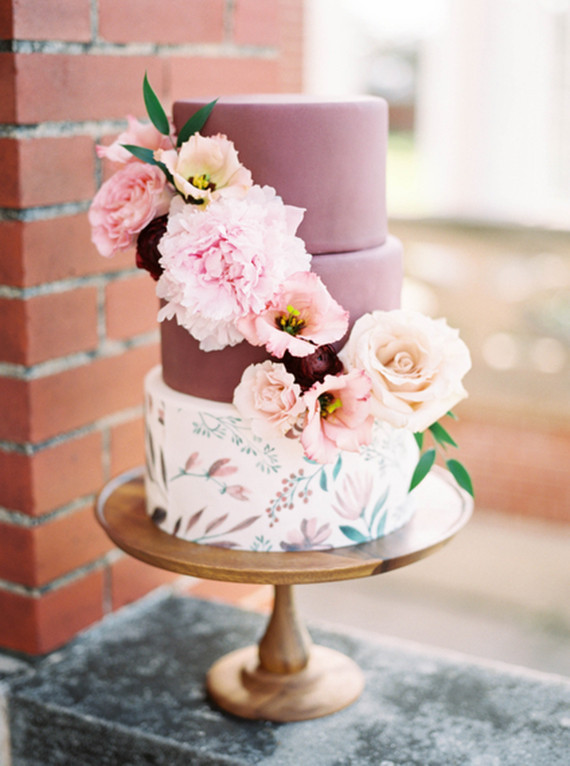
[{"xmin": 96, "ymin": 467, "xmax": 472, "ymax": 585}]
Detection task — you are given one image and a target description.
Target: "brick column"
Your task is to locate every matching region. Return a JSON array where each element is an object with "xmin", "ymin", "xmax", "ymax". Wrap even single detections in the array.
[{"xmin": 0, "ymin": 0, "xmax": 304, "ymax": 655}]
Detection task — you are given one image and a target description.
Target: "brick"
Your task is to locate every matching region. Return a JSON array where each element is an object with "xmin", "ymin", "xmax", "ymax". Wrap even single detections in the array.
[
  {"xmin": 0, "ymin": 287, "xmax": 99, "ymax": 365},
  {"xmin": 0, "ymin": 569, "xmax": 104, "ymax": 654},
  {"xmin": 9, "ymin": 0, "xmax": 92, "ymax": 42},
  {"xmin": 0, "ymin": 216, "xmax": 135, "ymax": 288},
  {"xmin": 0, "ymin": 504, "xmax": 112, "ymax": 588},
  {"xmin": 0, "ymin": 376, "xmax": 30, "ymax": 443},
  {"xmin": 0, "ymin": 522, "xmax": 34, "ymax": 584},
  {"xmin": 0, "ymin": 4, "xmax": 13, "ymax": 39},
  {"xmin": 110, "ymin": 555, "xmax": 179, "ymax": 611},
  {"xmin": 170, "ymin": 56, "xmax": 281, "ymax": 100},
  {"xmin": 99, "ymin": 0, "xmax": 224, "ymax": 44},
  {"xmin": 0, "ymin": 220, "xmax": 24, "ymax": 285},
  {"xmin": 0, "ymin": 136, "xmax": 95, "ymax": 208},
  {"xmin": 0, "ymin": 54, "xmax": 16, "ymax": 121},
  {"xmin": 0, "ymin": 343, "xmax": 159, "ymax": 443},
  {"xmin": 0, "ymin": 448, "xmax": 33, "ymax": 512},
  {"xmin": 109, "ymin": 416, "xmax": 145, "ymax": 476},
  {"xmin": 0, "ymin": 431, "xmax": 103, "ymax": 515},
  {"xmin": 2, "ymin": 54, "xmax": 164, "ymax": 124},
  {"xmin": 233, "ymin": 0, "xmax": 280, "ymax": 46},
  {"xmin": 105, "ymin": 274, "xmax": 159, "ymax": 341},
  {"xmin": 34, "ymin": 505, "xmax": 113, "ymax": 587}
]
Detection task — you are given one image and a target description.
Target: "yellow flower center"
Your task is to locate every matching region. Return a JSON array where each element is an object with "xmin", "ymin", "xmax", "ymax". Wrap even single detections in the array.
[
  {"xmin": 318, "ymin": 392, "xmax": 342, "ymax": 418},
  {"xmin": 277, "ymin": 304, "xmax": 306, "ymax": 336},
  {"xmin": 189, "ymin": 173, "xmax": 216, "ymax": 191}
]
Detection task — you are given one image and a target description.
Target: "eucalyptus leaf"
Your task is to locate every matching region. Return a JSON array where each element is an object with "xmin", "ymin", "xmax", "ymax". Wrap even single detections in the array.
[
  {"xmin": 319, "ymin": 470, "xmax": 328, "ymax": 492},
  {"xmin": 409, "ymin": 448, "xmax": 436, "ymax": 491},
  {"xmin": 340, "ymin": 525, "xmax": 368, "ymax": 544},
  {"xmin": 143, "ymin": 72, "xmax": 170, "ymax": 136},
  {"xmin": 176, "ymin": 99, "xmax": 218, "ymax": 147},
  {"xmin": 429, "ymin": 421, "xmax": 458, "ymax": 449},
  {"xmin": 446, "ymin": 459, "xmax": 474, "ymax": 497}
]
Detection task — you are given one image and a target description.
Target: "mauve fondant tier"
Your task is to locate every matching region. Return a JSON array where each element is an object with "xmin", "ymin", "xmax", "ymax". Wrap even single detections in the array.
[
  {"xmin": 173, "ymin": 95, "xmax": 388, "ymax": 255},
  {"xmin": 161, "ymin": 235, "xmax": 403, "ymax": 402}
]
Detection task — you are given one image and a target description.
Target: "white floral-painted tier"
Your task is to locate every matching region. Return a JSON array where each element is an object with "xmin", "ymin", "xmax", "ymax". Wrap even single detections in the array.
[{"xmin": 144, "ymin": 366, "xmax": 419, "ymax": 552}]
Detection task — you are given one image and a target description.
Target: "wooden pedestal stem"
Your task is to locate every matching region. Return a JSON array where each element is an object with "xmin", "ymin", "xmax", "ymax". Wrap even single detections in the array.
[{"xmin": 258, "ymin": 585, "xmax": 311, "ymax": 674}]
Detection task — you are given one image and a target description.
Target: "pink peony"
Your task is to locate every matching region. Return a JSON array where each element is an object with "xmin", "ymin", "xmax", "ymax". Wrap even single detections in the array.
[
  {"xmin": 301, "ymin": 370, "xmax": 374, "ymax": 464},
  {"xmin": 96, "ymin": 116, "xmax": 172, "ymax": 164},
  {"xmin": 155, "ymin": 133, "xmax": 252, "ymax": 203},
  {"xmin": 156, "ymin": 188, "xmax": 311, "ymax": 350},
  {"xmin": 238, "ymin": 271, "xmax": 349, "ymax": 358},
  {"xmin": 233, "ymin": 361, "xmax": 305, "ymax": 439},
  {"xmin": 89, "ymin": 163, "xmax": 173, "ymax": 257}
]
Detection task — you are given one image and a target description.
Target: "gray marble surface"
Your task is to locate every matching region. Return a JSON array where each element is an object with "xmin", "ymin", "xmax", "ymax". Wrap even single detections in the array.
[{"xmin": 4, "ymin": 592, "xmax": 570, "ymax": 765}]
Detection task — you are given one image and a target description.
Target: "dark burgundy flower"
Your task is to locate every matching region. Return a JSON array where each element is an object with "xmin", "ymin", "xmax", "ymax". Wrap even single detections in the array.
[
  {"xmin": 283, "ymin": 344, "xmax": 344, "ymax": 390},
  {"xmin": 135, "ymin": 214, "xmax": 168, "ymax": 280}
]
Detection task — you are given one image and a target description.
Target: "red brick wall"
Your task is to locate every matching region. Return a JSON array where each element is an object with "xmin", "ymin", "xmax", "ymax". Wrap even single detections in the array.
[{"xmin": 0, "ymin": 0, "xmax": 304, "ymax": 655}]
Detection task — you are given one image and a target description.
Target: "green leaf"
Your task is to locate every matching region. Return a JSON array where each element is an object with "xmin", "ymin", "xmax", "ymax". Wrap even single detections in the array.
[
  {"xmin": 369, "ymin": 488, "xmax": 388, "ymax": 529},
  {"xmin": 121, "ymin": 145, "xmax": 175, "ymax": 186},
  {"xmin": 413, "ymin": 432, "xmax": 424, "ymax": 450},
  {"xmin": 319, "ymin": 470, "xmax": 328, "ymax": 492},
  {"xmin": 143, "ymin": 72, "xmax": 170, "ymax": 136},
  {"xmin": 409, "ymin": 448, "xmax": 436, "ymax": 491},
  {"xmin": 446, "ymin": 459, "xmax": 474, "ymax": 497},
  {"xmin": 332, "ymin": 454, "xmax": 342, "ymax": 481},
  {"xmin": 374, "ymin": 509, "xmax": 388, "ymax": 538},
  {"xmin": 121, "ymin": 144, "xmax": 157, "ymax": 164},
  {"xmin": 176, "ymin": 99, "xmax": 218, "ymax": 147},
  {"xmin": 446, "ymin": 410, "xmax": 457, "ymax": 420},
  {"xmin": 340, "ymin": 525, "xmax": 368, "ymax": 544},
  {"xmin": 429, "ymin": 421, "xmax": 458, "ymax": 449}
]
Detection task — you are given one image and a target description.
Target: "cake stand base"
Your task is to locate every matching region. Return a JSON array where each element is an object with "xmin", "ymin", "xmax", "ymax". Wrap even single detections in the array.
[
  {"xmin": 207, "ymin": 644, "xmax": 364, "ymax": 722},
  {"xmin": 96, "ymin": 468, "xmax": 472, "ymax": 722}
]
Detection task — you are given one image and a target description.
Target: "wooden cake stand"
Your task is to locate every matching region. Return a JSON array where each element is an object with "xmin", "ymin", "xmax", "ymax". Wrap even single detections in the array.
[{"xmin": 96, "ymin": 467, "xmax": 472, "ymax": 722}]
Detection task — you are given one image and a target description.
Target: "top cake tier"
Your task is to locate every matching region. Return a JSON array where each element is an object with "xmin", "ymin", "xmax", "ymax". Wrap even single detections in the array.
[{"xmin": 173, "ymin": 94, "xmax": 388, "ymax": 255}]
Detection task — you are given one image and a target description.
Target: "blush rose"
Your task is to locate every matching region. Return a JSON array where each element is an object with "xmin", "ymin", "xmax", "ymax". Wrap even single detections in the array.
[
  {"xmin": 96, "ymin": 116, "xmax": 172, "ymax": 165},
  {"xmin": 233, "ymin": 361, "xmax": 305, "ymax": 439},
  {"xmin": 89, "ymin": 163, "xmax": 173, "ymax": 258},
  {"xmin": 339, "ymin": 309, "xmax": 471, "ymax": 433}
]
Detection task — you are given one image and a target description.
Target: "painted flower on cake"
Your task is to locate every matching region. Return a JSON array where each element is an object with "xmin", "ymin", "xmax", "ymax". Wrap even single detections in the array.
[
  {"xmin": 155, "ymin": 133, "xmax": 252, "ymax": 203},
  {"xmin": 339, "ymin": 310, "xmax": 471, "ymax": 433},
  {"xmin": 280, "ymin": 518, "xmax": 332, "ymax": 551},
  {"xmin": 89, "ymin": 163, "xmax": 173, "ymax": 257},
  {"xmin": 301, "ymin": 370, "xmax": 374, "ymax": 464},
  {"xmin": 234, "ymin": 360, "xmax": 305, "ymax": 440},
  {"xmin": 238, "ymin": 271, "xmax": 349, "ymax": 358},
  {"xmin": 156, "ymin": 188, "xmax": 311, "ymax": 351},
  {"xmin": 332, "ymin": 473, "xmax": 374, "ymax": 520},
  {"xmin": 96, "ymin": 115, "xmax": 172, "ymax": 165}
]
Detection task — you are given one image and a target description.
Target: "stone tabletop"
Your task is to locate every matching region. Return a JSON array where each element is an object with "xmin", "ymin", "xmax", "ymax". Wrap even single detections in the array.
[{"xmin": 3, "ymin": 592, "xmax": 570, "ymax": 765}]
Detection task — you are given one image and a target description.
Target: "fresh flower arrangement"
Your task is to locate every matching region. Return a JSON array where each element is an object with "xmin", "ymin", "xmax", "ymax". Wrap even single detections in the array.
[{"xmin": 89, "ymin": 76, "xmax": 474, "ymax": 497}]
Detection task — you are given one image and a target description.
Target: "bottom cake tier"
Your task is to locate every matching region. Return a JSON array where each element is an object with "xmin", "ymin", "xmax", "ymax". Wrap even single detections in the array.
[{"xmin": 144, "ymin": 366, "xmax": 419, "ymax": 552}]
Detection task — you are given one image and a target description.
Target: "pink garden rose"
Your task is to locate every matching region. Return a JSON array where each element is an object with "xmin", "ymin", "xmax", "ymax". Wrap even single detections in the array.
[
  {"xmin": 233, "ymin": 361, "xmax": 304, "ymax": 439},
  {"xmin": 157, "ymin": 188, "xmax": 311, "ymax": 350},
  {"xmin": 339, "ymin": 309, "xmax": 471, "ymax": 433},
  {"xmin": 238, "ymin": 271, "xmax": 349, "ymax": 358},
  {"xmin": 155, "ymin": 133, "xmax": 252, "ymax": 203},
  {"xmin": 96, "ymin": 116, "xmax": 172, "ymax": 165},
  {"xmin": 89, "ymin": 163, "xmax": 173, "ymax": 257},
  {"xmin": 301, "ymin": 370, "xmax": 374, "ymax": 464}
]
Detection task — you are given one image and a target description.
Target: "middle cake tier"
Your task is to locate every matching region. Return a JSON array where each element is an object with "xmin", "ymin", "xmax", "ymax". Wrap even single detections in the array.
[{"xmin": 161, "ymin": 235, "xmax": 404, "ymax": 401}]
